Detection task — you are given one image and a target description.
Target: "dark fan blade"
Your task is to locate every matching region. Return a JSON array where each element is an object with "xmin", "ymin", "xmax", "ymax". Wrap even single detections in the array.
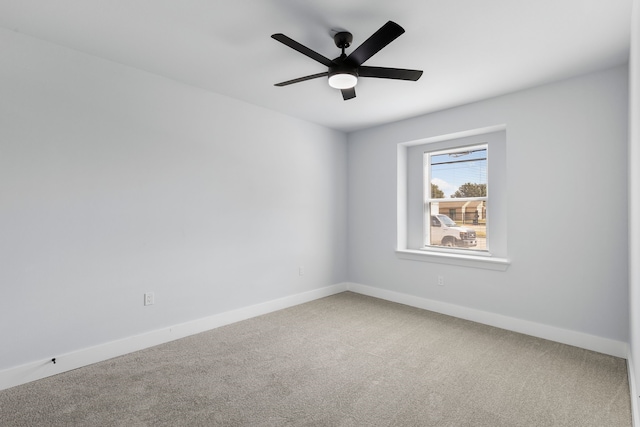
[
  {"xmin": 358, "ymin": 66, "xmax": 423, "ymax": 81},
  {"xmin": 341, "ymin": 87, "xmax": 356, "ymax": 100},
  {"xmin": 271, "ymin": 34, "xmax": 333, "ymax": 67},
  {"xmin": 347, "ymin": 21, "xmax": 405, "ymax": 66},
  {"xmin": 275, "ymin": 72, "xmax": 328, "ymax": 87}
]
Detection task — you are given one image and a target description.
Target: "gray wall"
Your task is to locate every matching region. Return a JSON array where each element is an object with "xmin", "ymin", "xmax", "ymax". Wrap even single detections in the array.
[
  {"xmin": 629, "ymin": 0, "xmax": 640, "ymax": 409},
  {"xmin": 348, "ymin": 65, "xmax": 629, "ymax": 343},
  {"xmin": 0, "ymin": 28, "xmax": 348, "ymax": 371}
]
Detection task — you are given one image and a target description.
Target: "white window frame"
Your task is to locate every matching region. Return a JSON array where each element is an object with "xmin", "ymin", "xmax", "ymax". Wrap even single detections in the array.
[
  {"xmin": 424, "ymin": 144, "xmax": 489, "ymax": 253},
  {"xmin": 396, "ymin": 125, "xmax": 510, "ymax": 271}
]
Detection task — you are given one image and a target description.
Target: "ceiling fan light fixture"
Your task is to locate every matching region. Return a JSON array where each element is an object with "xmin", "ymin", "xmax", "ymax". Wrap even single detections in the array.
[{"xmin": 328, "ymin": 72, "xmax": 358, "ymax": 89}]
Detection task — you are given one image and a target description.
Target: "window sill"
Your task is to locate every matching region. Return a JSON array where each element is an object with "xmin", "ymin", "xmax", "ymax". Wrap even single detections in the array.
[{"xmin": 396, "ymin": 249, "xmax": 510, "ymax": 271}]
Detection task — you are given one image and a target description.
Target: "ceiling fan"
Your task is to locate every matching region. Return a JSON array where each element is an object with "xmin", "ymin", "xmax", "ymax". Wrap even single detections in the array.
[{"xmin": 271, "ymin": 21, "xmax": 423, "ymax": 100}]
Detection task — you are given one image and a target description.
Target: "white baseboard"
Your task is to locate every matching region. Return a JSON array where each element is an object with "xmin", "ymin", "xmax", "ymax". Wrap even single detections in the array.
[
  {"xmin": 0, "ymin": 283, "xmax": 348, "ymax": 392},
  {"xmin": 346, "ymin": 282, "xmax": 628, "ymax": 358},
  {"xmin": 1, "ymin": 282, "xmax": 628, "ymax": 392}
]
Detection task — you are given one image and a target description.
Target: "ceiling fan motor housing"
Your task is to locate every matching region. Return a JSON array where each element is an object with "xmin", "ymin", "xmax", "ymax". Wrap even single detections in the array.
[
  {"xmin": 329, "ymin": 60, "xmax": 358, "ymax": 78},
  {"xmin": 329, "ymin": 31, "xmax": 358, "ymax": 88}
]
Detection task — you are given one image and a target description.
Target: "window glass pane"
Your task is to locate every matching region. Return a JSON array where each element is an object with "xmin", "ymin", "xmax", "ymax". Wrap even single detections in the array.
[
  {"xmin": 430, "ymin": 148, "xmax": 487, "ymax": 199},
  {"xmin": 427, "ymin": 200, "xmax": 487, "ymax": 251},
  {"xmin": 425, "ymin": 144, "xmax": 488, "ymax": 252}
]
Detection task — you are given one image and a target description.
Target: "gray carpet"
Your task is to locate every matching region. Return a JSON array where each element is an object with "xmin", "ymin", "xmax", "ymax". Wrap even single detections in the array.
[{"xmin": 0, "ymin": 292, "xmax": 632, "ymax": 426}]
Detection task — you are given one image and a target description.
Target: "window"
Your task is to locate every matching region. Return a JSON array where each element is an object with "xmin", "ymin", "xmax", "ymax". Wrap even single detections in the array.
[
  {"xmin": 396, "ymin": 125, "xmax": 509, "ymax": 270},
  {"xmin": 424, "ymin": 145, "xmax": 488, "ymax": 252}
]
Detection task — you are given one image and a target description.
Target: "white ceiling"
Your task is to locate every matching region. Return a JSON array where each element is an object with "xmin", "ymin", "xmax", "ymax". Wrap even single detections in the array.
[{"xmin": 0, "ymin": 0, "xmax": 632, "ymax": 132}]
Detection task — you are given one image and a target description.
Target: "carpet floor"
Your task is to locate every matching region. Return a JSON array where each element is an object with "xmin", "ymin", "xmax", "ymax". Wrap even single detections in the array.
[{"xmin": 0, "ymin": 292, "xmax": 632, "ymax": 426}]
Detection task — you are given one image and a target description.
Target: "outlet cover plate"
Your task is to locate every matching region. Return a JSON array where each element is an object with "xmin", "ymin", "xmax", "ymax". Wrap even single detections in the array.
[{"xmin": 144, "ymin": 292, "xmax": 155, "ymax": 306}]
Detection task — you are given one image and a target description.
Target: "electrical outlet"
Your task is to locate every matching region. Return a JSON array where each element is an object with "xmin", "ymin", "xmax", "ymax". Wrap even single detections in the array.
[
  {"xmin": 437, "ymin": 275, "xmax": 444, "ymax": 286},
  {"xmin": 299, "ymin": 266, "xmax": 304, "ymax": 276},
  {"xmin": 144, "ymin": 292, "xmax": 155, "ymax": 306}
]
